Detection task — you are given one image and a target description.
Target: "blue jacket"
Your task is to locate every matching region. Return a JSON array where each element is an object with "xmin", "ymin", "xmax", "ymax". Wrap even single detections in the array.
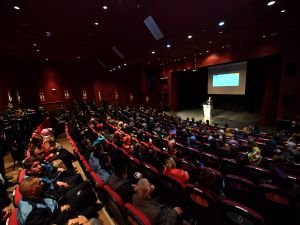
[{"xmin": 17, "ymin": 197, "xmax": 58, "ymax": 225}]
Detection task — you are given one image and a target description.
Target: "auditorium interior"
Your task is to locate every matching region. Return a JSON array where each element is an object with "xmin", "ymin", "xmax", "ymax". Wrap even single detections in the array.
[{"xmin": 1, "ymin": 1, "xmax": 300, "ymax": 225}]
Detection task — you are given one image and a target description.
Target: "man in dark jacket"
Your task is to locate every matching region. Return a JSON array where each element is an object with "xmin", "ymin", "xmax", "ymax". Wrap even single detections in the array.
[{"xmin": 107, "ymin": 157, "xmax": 134, "ymax": 203}]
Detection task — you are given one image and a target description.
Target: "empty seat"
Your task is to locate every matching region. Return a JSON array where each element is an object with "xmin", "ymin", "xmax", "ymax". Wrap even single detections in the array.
[
  {"xmin": 256, "ymin": 184, "xmax": 297, "ymax": 225},
  {"xmin": 200, "ymin": 152, "xmax": 220, "ymax": 169},
  {"xmin": 220, "ymin": 158, "xmax": 239, "ymax": 175},
  {"xmin": 221, "ymin": 199, "xmax": 265, "ymax": 225},
  {"xmin": 184, "ymin": 184, "xmax": 220, "ymax": 225},
  {"xmin": 224, "ymin": 174, "xmax": 255, "ymax": 206},
  {"xmin": 243, "ymin": 165, "xmax": 271, "ymax": 184}
]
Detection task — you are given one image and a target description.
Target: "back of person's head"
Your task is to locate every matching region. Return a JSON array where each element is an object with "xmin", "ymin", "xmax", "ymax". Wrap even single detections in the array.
[
  {"xmin": 113, "ymin": 157, "xmax": 127, "ymax": 178},
  {"xmin": 135, "ymin": 178, "xmax": 151, "ymax": 200},
  {"xmin": 165, "ymin": 157, "xmax": 176, "ymax": 170},
  {"xmin": 23, "ymin": 156, "xmax": 40, "ymax": 170},
  {"xmin": 198, "ymin": 168, "xmax": 216, "ymax": 189},
  {"xmin": 100, "ymin": 154, "xmax": 111, "ymax": 169},
  {"xmin": 19, "ymin": 177, "xmax": 38, "ymax": 197}
]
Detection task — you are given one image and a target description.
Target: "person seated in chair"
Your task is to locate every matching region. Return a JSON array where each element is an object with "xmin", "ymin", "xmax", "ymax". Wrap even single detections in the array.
[
  {"xmin": 133, "ymin": 178, "xmax": 183, "ymax": 225},
  {"xmin": 107, "ymin": 157, "xmax": 135, "ymax": 203},
  {"xmin": 17, "ymin": 177, "xmax": 99, "ymax": 225},
  {"xmin": 163, "ymin": 157, "xmax": 189, "ymax": 183}
]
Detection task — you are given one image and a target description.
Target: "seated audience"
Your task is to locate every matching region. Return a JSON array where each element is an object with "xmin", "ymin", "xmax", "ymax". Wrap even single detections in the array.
[
  {"xmin": 133, "ymin": 178, "xmax": 183, "ymax": 225},
  {"xmin": 247, "ymin": 147, "xmax": 262, "ymax": 166},
  {"xmin": 163, "ymin": 157, "xmax": 189, "ymax": 183}
]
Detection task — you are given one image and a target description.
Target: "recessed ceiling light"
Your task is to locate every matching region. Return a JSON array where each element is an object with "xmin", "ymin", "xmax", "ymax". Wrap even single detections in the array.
[
  {"xmin": 209, "ymin": 41, "xmax": 213, "ymax": 44},
  {"xmin": 166, "ymin": 44, "xmax": 171, "ymax": 48},
  {"xmin": 36, "ymin": 49, "xmax": 40, "ymax": 52},
  {"xmin": 218, "ymin": 21, "xmax": 225, "ymax": 26},
  {"xmin": 103, "ymin": 5, "xmax": 108, "ymax": 10},
  {"xmin": 262, "ymin": 35, "xmax": 267, "ymax": 38},
  {"xmin": 206, "ymin": 50, "xmax": 210, "ymax": 53},
  {"xmin": 219, "ymin": 31, "xmax": 223, "ymax": 34},
  {"xmin": 33, "ymin": 43, "xmax": 37, "ymax": 47},
  {"xmin": 77, "ymin": 56, "xmax": 81, "ymax": 59},
  {"xmin": 267, "ymin": 1, "xmax": 276, "ymax": 6},
  {"xmin": 113, "ymin": 68, "xmax": 116, "ymax": 71},
  {"xmin": 123, "ymin": 63, "xmax": 127, "ymax": 66},
  {"xmin": 151, "ymin": 51, "xmax": 156, "ymax": 54},
  {"xmin": 187, "ymin": 35, "xmax": 193, "ymax": 39},
  {"xmin": 222, "ymin": 46, "xmax": 225, "ymax": 49},
  {"xmin": 94, "ymin": 22, "xmax": 99, "ymax": 26},
  {"xmin": 13, "ymin": 6, "xmax": 20, "ymax": 10},
  {"xmin": 118, "ymin": 65, "xmax": 121, "ymax": 68},
  {"xmin": 281, "ymin": 9, "xmax": 286, "ymax": 13},
  {"xmin": 109, "ymin": 69, "xmax": 112, "ymax": 72},
  {"xmin": 45, "ymin": 58, "xmax": 48, "ymax": 61}
]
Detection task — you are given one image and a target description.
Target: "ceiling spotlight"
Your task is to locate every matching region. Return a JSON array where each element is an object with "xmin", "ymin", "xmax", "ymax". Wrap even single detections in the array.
[
  {"xmin": 103, "ymin": 5, "xmax": 108, "ymax": 10},
  {"xmin": 187, "ymin": 35, "xmax": 193, "ymax": 39},
  {"xmin": 124, "ymin": 63, "xmax": 127, "ymax": 66},
  {"xmin": 218, "ymin": 21, "xmax": 225, "ymax": 26},
  {"xmin": 118, "ymin": 65, "xmax": 121, "ymax": 68},
  {"xmin": 166, "ymin": 44, "xmax": 171, "ymax": 48},
  {"xmin": 281, "ymin": 9, "xmax": 286, "ymax": 13},
  {"xmin": 77, "ymin": 56, "xmax": 80, "ymax": 59},
  {"xmin": 219, "ymin": 31, "xmax": 223, "ymax": 34},
  {"xmin": 209, "ymin": 41, "xmax": 213, "ymax": 44},
  {"xmin": 94, "ymin": 22, "xmax": 99, "ymax": 26},
  {"xmin": 222, "ymin": 46, "xmax": 225, "ymax": 49},
  {"xmin": 109, "ymin": 69, "xmax": 112, "ymax": 72},
  {"xmin": 151, "ymin": 51, "xmax": 156, "ymax": 54},
  {"xmin": 13, "ymin": 6, "xmax": 20, "ymax": 10},
  {"xmin": 33, "ymin": 43, "xmax": 37, "ymax": 47},
  {"xmin": 262, "ymin": 35, "xmax": 267, "ymax": 38},
  {"xmin": 36, "ymin": 49, "xmax": 40, "ymax": 52},
  {"xmin": 45, "ymin": 58, "xmax": 48, "ymax": 61},
  {"xmin": 267, "ymin": 1, "xmax": 276, "ymax": 6},
  {"xmin": 206, "ymin": 50, "xmax": 210, "ymax": 53}
]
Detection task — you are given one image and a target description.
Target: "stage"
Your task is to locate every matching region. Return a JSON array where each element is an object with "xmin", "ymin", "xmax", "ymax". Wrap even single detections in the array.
[{"xmin": 167, "ymin": 108, "xmax": 260, "ymax": 129}]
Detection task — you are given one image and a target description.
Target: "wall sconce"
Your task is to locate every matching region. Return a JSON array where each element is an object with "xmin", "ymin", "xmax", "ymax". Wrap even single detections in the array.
[
  {"xmin": 16, "ymin": 90, "xmax": 21, "ymax": 103},
  {"xmin": 130, "ymin": 93, "xmax": 133, "ymax": 101},
  {"xmin": 82, "ymin": 89, "xmax": 87, "ymax": 99},
  {"xmin": 98, "ymin": 91, "xmax": 102, "ymax": 102},
  {"xmin": 7, "ymin": 90, "xmax": 12, "ymax": 102},
  {"xmin": 64, "ymin": 90, "xmax": 69, "ymax": 99},
  {"xmin": 114, "ymin": 90, "xmax": 119, "ymax": 100},
  {"xmin": 146, "ymin": 96, "xmax": 149, "ymax": 103},
  {"xmin": 39, "ymin": 92, "xmax": 45, "ymax": 102},
  {"xmin": 51, "ymin": 88, "xmax": 56, "ymax": 95}
]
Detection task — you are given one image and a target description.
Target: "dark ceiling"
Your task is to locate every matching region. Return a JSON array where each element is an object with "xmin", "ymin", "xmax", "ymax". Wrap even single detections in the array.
[{"xmin": 0, "ymin": 0, "xmax": 299, "ymax": 71}]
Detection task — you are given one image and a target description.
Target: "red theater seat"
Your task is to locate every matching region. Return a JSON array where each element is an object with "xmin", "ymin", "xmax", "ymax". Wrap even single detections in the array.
[
  {"xmin": 124, "ymin": 203, "xmax": 152, "ymax": 225},
  {"xmin": 17, "ymin": 169, "xmax": 26, "ymax": 184},
  {"xmin": 221, "ymin": 199, "xmax": 265, "ymax": 225},
  {"xmin": 6, "ymin": 208, "xmax": 19, "ymax": 225},
  {"xmin": 103, "ymin": 185, "xmax": 127, "ymax": 225},
  {"xmin": 13, "ymin": 186, "xmax": 22, "ymax": 207},
  {"xmin": 184, "ymin": 184, "xmax": 220, "ymax": 225}
]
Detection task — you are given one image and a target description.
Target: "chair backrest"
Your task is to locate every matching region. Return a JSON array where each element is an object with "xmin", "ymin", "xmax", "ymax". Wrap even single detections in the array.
[
  {"xmin": 256, "ymin": 184, "xmax": 297, "ymax": 225},
  {"xmin": 141, "ymin": 163, "xmax": 160, "ymax": 187},
  {"xmin": 17, "ymin": 169, "xmax": 26, "ymax": 184},
  {"xmin": 177, "ymin": 159, "xmax": 197, "ymax": 181},
  {"xmin": 200, "ymin": 152, "xmax": 220, "ymax": 169},
  {"xmin": 184, "ymin": 184, "xmax": 220, "ymax": 225},
  {"xmin": 124, "ymin": 203, "xmax": 152, "ymax": 225},
  {"xmin": 222, "ymin": 199, "xmax": 265, "ymax": 225},
  {"xmin": 224, "ymin": 174, "xmax": 255, "ymax": 205},
  {"xmin": 13, "ymin": 186, "xmax": 22, "ymax": 208},
  {"xmin": 220, "ymin": 158, "xmax": 239, "ymax": 175},
  {"xmin": 103, "ymin": 185, "xmax": 127, "ymax": 225},
  {"xmin": 126, "ymin": 155, "xmax": 142, "ymax": 177},
  {"xmin": 6, "ymin": 208, "xmax": 19, "ymax": 225},
  {"xmin": 160, "ymin": 173, "xmax": 185, "ymax": 207},
  {"xmin": 244, "ymin": 165, "xmax": 271, "ymax": 184}
]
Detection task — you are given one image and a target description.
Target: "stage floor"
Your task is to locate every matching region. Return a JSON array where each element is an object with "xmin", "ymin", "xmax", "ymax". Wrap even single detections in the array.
[{"xmin": 167, "ymin": 108, "xmax": 260, "ymax": 129}]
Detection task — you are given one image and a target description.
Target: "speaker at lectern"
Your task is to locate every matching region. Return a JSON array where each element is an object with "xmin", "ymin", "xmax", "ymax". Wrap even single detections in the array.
[{"xmin": 202, "ymin": 97, "xmax": 213, "ymax": 118}]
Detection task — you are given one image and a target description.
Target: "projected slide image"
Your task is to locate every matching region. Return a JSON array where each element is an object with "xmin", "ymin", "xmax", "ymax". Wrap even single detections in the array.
[{"xmin": 213, "ymin": 73, "xmax": 240, "ymax": 87}]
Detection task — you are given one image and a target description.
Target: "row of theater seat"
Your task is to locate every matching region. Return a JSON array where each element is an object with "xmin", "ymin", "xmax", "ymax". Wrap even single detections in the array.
[{"xmin": 67, "ymin": 124, "xmax": 299, "ymax": 225}]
